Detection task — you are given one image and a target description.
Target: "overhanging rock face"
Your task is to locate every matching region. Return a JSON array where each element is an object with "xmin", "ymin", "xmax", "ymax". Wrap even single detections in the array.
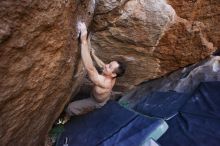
[
  {"xmin": 0, "ymin": 0, "xmax": 219, "ymax": 145},
  {"xmin": 91, "ymin": 0, "xmax": 219, "ymax": 89},
  {"xmin": 0, "ymin": 0, "xmax": 95, "ymax": 145}
]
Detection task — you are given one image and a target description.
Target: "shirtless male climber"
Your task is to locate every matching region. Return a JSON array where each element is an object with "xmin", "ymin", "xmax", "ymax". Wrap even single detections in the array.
[{"xmin": 66, "ymin": 22, "xmax": 126, "ymax": 116}]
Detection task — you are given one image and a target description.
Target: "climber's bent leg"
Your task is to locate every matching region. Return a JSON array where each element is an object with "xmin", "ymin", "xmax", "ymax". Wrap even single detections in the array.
[{"xmin": 66, "ymin": 97, "xmax": 106, "ymax": 116}]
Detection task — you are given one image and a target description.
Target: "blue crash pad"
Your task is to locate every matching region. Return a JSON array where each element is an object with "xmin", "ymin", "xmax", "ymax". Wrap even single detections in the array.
[
  {"xmin": 158, "ymin": 82, "xmax": 220, "ymax": 146},
  {"xmin": 180, "ymin": 82, "xmax": 220, "ymax": 118},
  {"xmin": 134, "ymin": 91, "xmax": 190, "ymax": 120},
  {"xmin": 56, "ymin": 101, "xmax": 168, "ymax": 146},
  {"xmin": 158, "ymin": 112, "xmax": 220, "ymax": 146}
]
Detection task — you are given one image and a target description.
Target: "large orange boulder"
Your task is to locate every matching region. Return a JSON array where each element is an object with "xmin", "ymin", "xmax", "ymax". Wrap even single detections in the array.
[
  {"xmin": 0, "ymin": 0, "xmax": 219, "ymax": 145},
  {"xmin": 0, "ymin": 0, "xmax": 95, "ymax": 145},
  {"xmin": 91, "ymin": 0, "xmax": 218, "ymax": 89}
]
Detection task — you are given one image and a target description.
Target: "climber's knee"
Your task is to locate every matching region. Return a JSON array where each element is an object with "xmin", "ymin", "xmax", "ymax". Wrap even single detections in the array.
[{"xmin": 65, "ymin": 98, "xmax": 98, "ymax": 116}]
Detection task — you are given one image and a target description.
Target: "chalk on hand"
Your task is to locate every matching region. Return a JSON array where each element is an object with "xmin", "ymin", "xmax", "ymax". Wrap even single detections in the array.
[{"xmin": 77, "ymin": 21, "xmax": 87, "ymax": 37}]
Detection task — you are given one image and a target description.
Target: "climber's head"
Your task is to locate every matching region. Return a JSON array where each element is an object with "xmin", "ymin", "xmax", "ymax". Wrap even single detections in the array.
[{"xmin": 102, "ymin": 61, "xmax": 126, "ymax": 78}]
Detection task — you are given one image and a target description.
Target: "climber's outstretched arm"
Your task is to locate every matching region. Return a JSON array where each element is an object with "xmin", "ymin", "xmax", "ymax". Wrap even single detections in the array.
[{"xmin": 78, "ymin": 22, "xmax": 105, "ymax": 87}]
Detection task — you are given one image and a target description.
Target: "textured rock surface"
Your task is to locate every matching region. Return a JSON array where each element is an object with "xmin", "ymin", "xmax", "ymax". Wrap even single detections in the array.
[
  {"xmin": 0, "ymin": 0, "xmax": 95, "ymax": 145},
  {"xmin": 0, "ymin": 0, "xmax": 220, "ymax": 145},
  {"xmin": 90, "ymin": 0, "xmax": 219, "ymax": 89},
  {"xmin": 120, "ymin": 56, "xmax": 220, "ymax": 108}
]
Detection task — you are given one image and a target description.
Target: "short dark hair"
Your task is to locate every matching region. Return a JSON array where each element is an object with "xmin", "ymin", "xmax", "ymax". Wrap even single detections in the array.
[{"xmin": 114, "ymin": 61, "xmax": 126, "ymax": 78}]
